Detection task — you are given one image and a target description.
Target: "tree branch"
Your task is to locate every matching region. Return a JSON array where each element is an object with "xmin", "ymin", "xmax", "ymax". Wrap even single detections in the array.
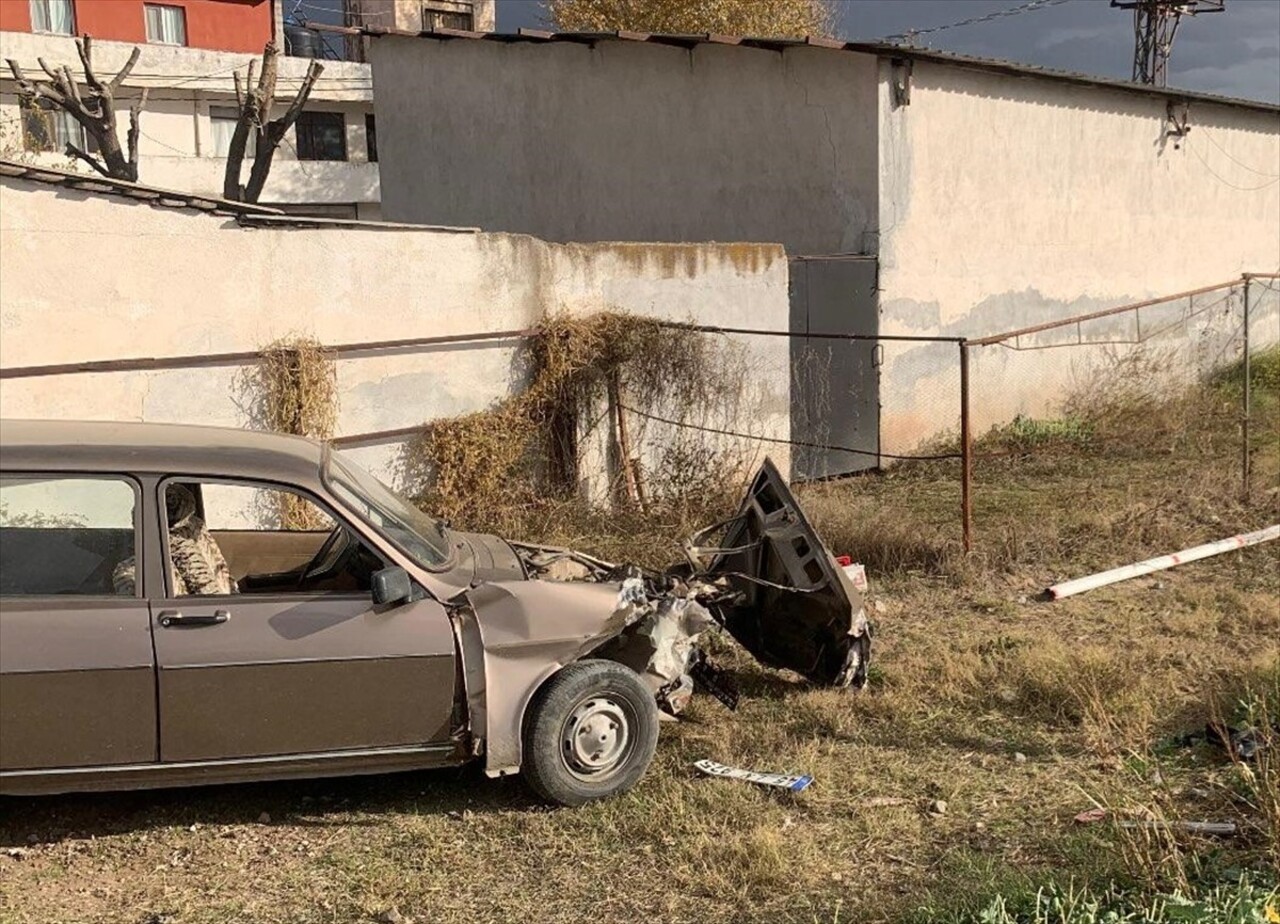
[
  {"xmin": 255, "ymin": 45, "xmax": 278, "ymax": 126},
  {"xmin": 35, "ymin": 57, "xmax": 60, "ymax": 82},
  {"xmin": 64, "ymin": 142, "xmax": 110, "ymax": 177},
  {"xmin": 109, "ymin": 45, "xmax": 141, "ymax": 92},
  {"xmin": 7, "ymin": 59, "xmax": 66, "ymax": 109},
  {"xmin": 126, "ymin": 87, "xmax": 148, "ymax": 171},
  {"xmin": 278, "ymin": 60, "xmax": 324, "ymax": 126},
  {"xmin": 75, "ymin": 35, "xmax": 106, "ymax": 93},
  {"xmin": 59, "ymin": 64, "xmax": 92, "ymax": 118}
]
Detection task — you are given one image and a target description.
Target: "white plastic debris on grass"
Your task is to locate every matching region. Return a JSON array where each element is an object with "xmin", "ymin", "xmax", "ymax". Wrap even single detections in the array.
[
  {"xmin": 694, "ymin": 759, "xmax": 814, "ymax": 792},
  {"xmin": 842, "ymin": 561, "xmax": 868, "ymax": 592}
]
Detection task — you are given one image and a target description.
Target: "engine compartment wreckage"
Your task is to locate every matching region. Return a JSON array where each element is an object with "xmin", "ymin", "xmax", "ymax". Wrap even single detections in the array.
[{"xmin": 449, "ymin": 458, "xmax": 873, "ymax": 776}]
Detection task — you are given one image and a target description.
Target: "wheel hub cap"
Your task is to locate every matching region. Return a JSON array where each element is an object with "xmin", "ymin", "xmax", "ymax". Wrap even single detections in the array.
[{"xmin": 561, "ymin": 696, "xmax": 630, "ymax": 779}]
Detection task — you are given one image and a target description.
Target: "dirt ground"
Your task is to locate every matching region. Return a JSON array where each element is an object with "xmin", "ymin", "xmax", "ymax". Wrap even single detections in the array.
[{"xmin": 2, "ymin": 449, "xmax": 1277, "ymax": 923}]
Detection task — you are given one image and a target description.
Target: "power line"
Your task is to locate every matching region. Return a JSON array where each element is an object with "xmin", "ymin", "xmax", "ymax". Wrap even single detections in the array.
[
  {"xmin": 880, "ymin": 0, "xmax": 1075, "ymax": 43},
  {"xmin": 1199, "ymin": 128, "xmax": 1280, "ymax": 178},
  {"xmin": 619, "ymin": 404, "xmax": 961, "ymax": 463},
  {"xmin": 291, "ymin": 0, "xmax": 394, "ymax": 20},
  {"xmin": 1186, "ymin": 139, "xmax": 1280, "ymax": 191}
]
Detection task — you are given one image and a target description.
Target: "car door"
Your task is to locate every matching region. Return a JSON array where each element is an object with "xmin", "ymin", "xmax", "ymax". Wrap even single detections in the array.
[
  {"xmin": 0, "ymin": 474, "xmax": 157, "ymax": 771},
  {"xmin": 150, "ymin": 477, "xmax": 456, "ymax": 763}
]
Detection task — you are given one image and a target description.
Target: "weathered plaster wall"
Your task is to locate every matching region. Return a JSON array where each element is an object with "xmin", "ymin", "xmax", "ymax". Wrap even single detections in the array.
[
  {"xmin": 0, "ymin": 178, "xmax": 790, "ymax": 493},
  {"xmin": 370, "ymin": 37, "xmax": 879, "ymax": 255},
  {"xmin": 875, "ymin": 59, "xmax": 1280, "ymax": 450}
]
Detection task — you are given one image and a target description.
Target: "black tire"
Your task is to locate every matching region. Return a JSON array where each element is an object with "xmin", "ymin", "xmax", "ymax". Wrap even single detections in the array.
[{"xmin": 522, "ymin": 659, "xmax": 659, "ymax": 807}]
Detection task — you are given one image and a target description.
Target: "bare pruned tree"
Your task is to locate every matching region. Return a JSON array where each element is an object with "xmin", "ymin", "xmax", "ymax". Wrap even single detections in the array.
[
  {"xmin": 224, "ymin": 41, "xmax": 324, "ymax": 203},
  {"xmin": 5, "ymin": 35, "xmax": 148, "ymax": 182}
]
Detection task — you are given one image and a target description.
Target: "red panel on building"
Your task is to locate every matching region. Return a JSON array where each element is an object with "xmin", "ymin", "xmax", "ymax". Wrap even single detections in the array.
[
  {"xmin": 0, "ymin": 2, "xmax": 33, "ymax": 32},
  {"xmin": 4, "ymin": 0, "xmax": 273, "ymax": 54}
]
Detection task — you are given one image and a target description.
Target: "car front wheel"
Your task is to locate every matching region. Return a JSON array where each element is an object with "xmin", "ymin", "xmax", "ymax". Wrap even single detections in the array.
[{"xmin": 522, "ymin": 659, "xmax": 659, "ymax": 807}]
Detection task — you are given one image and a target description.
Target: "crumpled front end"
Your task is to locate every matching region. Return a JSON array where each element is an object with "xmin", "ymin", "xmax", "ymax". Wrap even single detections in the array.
[
  {"xmin": 509, "ymin": 547, "xmax": 724, "ymax": 713},
  {"xmin": 454, "ymin": 457, "xmax": 871, "ymax": 775}
]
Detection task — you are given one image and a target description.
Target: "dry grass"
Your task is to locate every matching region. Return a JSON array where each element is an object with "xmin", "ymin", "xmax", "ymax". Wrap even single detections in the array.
[{"xmin": 1, "ymin": 351, "xmax": 1277, "ymax": 924}]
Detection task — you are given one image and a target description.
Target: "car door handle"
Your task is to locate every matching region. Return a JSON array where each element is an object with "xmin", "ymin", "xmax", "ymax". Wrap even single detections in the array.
[{"xmin": 158, "ymin": 610, "xmax": 230, "ymax": 628}]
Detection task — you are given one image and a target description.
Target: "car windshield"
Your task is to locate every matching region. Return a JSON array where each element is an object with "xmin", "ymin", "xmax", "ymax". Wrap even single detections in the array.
[{"xmin": 325, "ymin": 451, "xmax": 451, "ymax": 568}]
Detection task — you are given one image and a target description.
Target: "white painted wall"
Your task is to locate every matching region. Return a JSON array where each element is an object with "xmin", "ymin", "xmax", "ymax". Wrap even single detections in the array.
[
  {"xmin": 0, "ymin": 31, "xmax": 378, "ymax": 209},
  {"xmin": 0, "ymin": 177, "xmax": 791, "ymax": 496},
  {"xmin": 370, "ymin": 37, "xmax": 880, "ymax": 255},
  {"xmin": 875, "ymin": 59, "xmax": 1280, "ymax": 450}
]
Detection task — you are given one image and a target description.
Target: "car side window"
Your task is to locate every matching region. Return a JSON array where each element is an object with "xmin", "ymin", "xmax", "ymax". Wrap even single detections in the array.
[
  {"xmin": 0, "ymin": 475, "xmax": 139, "ymax": 597},
  {"xmin": 161, "ymin": 480, "xmax": 383, "ymax": 597}
]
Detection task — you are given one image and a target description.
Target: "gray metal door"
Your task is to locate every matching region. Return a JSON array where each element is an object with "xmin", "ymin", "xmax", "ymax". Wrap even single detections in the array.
[{"xmin": 789, "ymin": 256, "xmax": 880, "ymax": 480}]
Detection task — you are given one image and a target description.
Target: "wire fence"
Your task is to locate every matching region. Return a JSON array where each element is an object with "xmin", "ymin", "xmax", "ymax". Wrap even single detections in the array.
[
  {"xmin": 960, "ymin": 273, "xmax": 1279, "ymax": 555},
  {"xmin": 2, "ymin": 272, "xmax": 1274, "ymax": 560}
]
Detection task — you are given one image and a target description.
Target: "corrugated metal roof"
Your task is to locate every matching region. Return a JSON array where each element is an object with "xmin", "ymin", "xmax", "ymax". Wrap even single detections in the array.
[
  {"xmin": 305, "ymin": 21, "xmax": 1280, "ymax": 116},
  {"xmin": 0, "ymin": 160, "xmax": 283, "ymax": 217},
  {"xmin": 0, "ymin": 160, "xmax": 478, "ymax": 232}
]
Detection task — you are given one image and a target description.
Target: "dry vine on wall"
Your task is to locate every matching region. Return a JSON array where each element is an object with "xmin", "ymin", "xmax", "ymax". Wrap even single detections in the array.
[
  {"xmin": 243, "ymin": 336, "xmax": 338, "ymax": 529},
  {"xmin": 401, "ymin": 312, "xmax": 750, "ymax": 536}
]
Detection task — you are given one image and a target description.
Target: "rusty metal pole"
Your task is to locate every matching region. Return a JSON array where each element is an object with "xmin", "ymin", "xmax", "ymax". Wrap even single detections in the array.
[
  {"xmin": 1242, "ymin": 275, "xmax": 1252, "ymax": 502},
  {"xmin": 960, "ymin": 340, "xmax": 973, "ymax": 553}
]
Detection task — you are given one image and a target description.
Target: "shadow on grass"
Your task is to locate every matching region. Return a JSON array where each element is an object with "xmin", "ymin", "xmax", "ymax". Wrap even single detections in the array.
[{"xmin": 0, "ymin": 762, "xmax": 543, "ymax": 848}]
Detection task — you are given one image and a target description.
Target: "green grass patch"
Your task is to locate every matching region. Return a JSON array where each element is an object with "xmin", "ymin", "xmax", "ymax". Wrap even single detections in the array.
[{"xmin": 915, "ymin": 875, "xmax": 1278, "ymax": 924}]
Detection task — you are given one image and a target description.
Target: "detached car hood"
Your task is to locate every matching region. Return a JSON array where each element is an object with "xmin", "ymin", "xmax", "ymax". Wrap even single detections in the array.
[{"xmin": 687, "ymin": 458, "xmax": 871, "ymax": 688}]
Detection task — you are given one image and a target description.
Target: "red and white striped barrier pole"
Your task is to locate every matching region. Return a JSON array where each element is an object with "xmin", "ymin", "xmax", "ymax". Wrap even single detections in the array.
[{"xmin": 1046, "ymin": 525, "xmax": 1280, "ymax": 601}]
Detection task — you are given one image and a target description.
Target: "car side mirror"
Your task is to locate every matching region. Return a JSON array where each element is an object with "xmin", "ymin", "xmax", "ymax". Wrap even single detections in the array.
[{"xmin": 371, "ymin": 566, "xmax": 413, "ymax": 606}]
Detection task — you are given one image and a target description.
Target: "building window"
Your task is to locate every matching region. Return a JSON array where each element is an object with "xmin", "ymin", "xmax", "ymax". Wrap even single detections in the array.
[
  {"xmin": 209, "ymin": 106, "xmax": 255, "ymax": 158},
  {"xmin": 29, "ymin": 0, "xmax": 75, "ymax": 35},
  {"xmin": 422, "ymin": 2, "xmax": 474, "ymax": 31},
  {"xmin": 294, "ymin": 111, "xmax": 347, "ymax": 161},
  {"xmin": 365, "ymin": 113, "xmax": 377, "ymax": 163},
  {"xmin": 144, "ymin": 4, "xmax": 187, "ymax": 46},
  {"xmin": 20, "ymin": 98, "xmax": 85, "ymax": 154}
]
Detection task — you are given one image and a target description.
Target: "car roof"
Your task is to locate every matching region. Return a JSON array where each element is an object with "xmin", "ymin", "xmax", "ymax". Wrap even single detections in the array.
[{"xmin": 0, "ymin": 419, "xmax": 327, "ymax": 484}]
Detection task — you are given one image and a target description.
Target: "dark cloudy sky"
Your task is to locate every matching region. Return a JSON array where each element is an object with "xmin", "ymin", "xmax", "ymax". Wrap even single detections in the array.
[{"xmin": 494, "ymin": 0, "xmax": 1280, "ymax": 103}]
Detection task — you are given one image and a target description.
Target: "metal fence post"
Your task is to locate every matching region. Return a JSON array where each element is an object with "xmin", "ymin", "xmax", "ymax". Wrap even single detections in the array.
[
  {"xmin": 1242, "ymin": 274, "xmax": 1252, "ymax": 502},
  {"xmin": 960, "ymin": 340, "xmax": 973, "ymax": 553}
]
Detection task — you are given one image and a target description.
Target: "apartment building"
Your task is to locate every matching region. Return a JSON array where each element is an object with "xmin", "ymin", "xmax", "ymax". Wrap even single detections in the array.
[{"xmin": 0, "ymin": 0, "xmax": 504, "ymax": 217}]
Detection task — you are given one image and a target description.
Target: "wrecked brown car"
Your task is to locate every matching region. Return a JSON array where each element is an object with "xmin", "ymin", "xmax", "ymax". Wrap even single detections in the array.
[{"xmin": 0, "ymin": 420, "xmax": 870, "ymax": 806}]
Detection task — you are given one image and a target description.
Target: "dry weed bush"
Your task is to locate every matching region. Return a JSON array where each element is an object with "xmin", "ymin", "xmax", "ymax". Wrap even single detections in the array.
[
  {"xmin": 241, "ymin": 335, "xmax": 337, "ymax": 529},
  {"xmin": 401, "ymin": 312, "xmax": 750, "ymax": 543}
]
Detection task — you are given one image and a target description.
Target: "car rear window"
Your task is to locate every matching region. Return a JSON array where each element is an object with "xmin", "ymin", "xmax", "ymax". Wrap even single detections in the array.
[{"xmin": 0, "ymin": 476, "xmax": 138, "ymax": 596}]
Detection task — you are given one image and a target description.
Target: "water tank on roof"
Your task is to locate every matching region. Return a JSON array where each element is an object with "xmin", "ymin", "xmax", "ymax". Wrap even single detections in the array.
[{"xmin": 284, "ymin": 24, "xmax": 320, "ymax": 58}]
